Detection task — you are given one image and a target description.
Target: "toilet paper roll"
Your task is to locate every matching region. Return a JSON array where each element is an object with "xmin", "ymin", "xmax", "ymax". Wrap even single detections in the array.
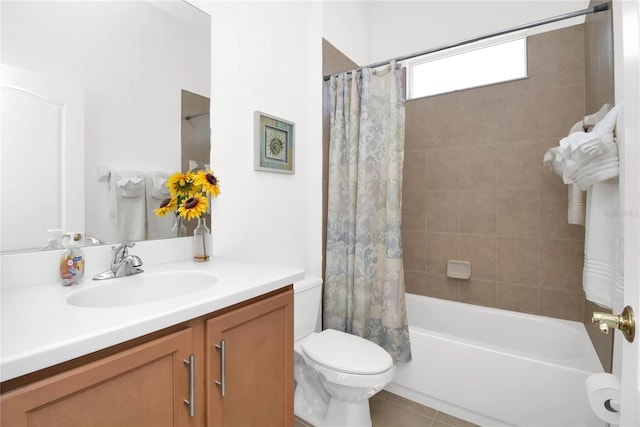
[{"xmin": 585, "ymin": 373, "xmax": 621, "ymax": 425}]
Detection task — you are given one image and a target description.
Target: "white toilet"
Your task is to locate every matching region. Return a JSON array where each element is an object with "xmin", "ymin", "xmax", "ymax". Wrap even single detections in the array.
[{"xmin": 293, "ymin": 276, "xmax": 395, "ymax": 427}]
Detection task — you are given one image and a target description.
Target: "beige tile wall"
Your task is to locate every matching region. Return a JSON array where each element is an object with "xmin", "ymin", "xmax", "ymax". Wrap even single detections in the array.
[
  {"xmin": 402, "ymin": 25, "xmax": 588, "ymax": 322},
  {"xmin": 181, "ymin": 89, "xmax": 211, "ymax": 235},
  {"xmin": 583, "ymin": 0, "xmax": 615, "ymax": 372}
]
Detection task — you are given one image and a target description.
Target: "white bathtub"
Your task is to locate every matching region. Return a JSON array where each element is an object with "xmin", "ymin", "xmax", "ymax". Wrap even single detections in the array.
[{"xmin": 385, "ymin": 294, "xmax": 604, "ymax": 427}]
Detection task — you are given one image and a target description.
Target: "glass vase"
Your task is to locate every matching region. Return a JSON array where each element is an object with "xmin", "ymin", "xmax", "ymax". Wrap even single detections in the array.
[
  {"xmin": 193, "ymin": 217, "xmax": 210, "ymax": 262},
  {"xmin": 171, "ymin": 215, "xmax": 187, "ymax": 237}
]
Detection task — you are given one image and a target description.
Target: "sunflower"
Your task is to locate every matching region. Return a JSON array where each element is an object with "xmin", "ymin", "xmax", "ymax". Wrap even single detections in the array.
[
  {"xmin": 193, "ymin": 169, "xmax": 221, "ymax": 198},
  {"xmin": 167, "ymin": 171, "xmax": 196, "ymax": 197},
  {"xmin": 177, "ymin": 193, "xmax": 208, "ymax": 220},
  {"xmin": 154, "ymin": 197, "xmax": 177, "ymax": 217}
]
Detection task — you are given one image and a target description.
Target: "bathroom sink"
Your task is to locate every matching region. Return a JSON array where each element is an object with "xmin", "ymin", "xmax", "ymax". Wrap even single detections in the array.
[{"xmin": 66, "ymin": 270, "xmax": 217, "ymax": 308}]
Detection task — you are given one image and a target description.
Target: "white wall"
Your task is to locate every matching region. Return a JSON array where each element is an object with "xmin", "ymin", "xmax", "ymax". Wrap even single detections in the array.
[
  {"xmin": 322, "ymin": 1, "xmax": 371, "ymax": 66},
  {"xmin": 191, "ymin": 1, "xmax": 323, "ymax": 276},
  {"xmin": 321, "ymin": 1, "xmax": 589, "ymax": 67},
  {"xmin": 368, "ymin": 1, "xmax": 589, "ymax": 63},
  {"xmin": 1, "ymin": 1, "xmax": 210, "ymax": 245}
]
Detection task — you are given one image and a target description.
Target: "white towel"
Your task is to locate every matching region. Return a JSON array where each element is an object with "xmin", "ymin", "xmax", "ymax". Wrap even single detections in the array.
[
  {"xmin": 544, "ymin": 106, "xmax": 620, "ymax": 191},
  {"xmin": 564, "ymin": 153, "xmax": 619, "ymax": 190},
  {"xmin": 582, "ymin": 103, "xmax": 624, "ymax": 310},
  {"xmin": 145, "ymin": 171, "xmax": 174, "ymax": 239},
  {"xmin": 568, "ymin": 183, "xmax": 585, "ymax": 225},
  {"xmin": 567, "ymin": 121, "xmax": 586, "ymax": 225},
  {"xmin": 583, "ymin": 181, "xmax": 621, "ymax": 309},
  {"xmin": 110, "ymin": 169, "xmax": 146, "ymax": 241}
]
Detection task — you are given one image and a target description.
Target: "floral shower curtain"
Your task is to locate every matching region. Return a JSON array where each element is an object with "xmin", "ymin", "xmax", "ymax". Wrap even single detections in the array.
[{"xmin": 324, "ymin": 61, "xmax": 411, "ymax": 363}]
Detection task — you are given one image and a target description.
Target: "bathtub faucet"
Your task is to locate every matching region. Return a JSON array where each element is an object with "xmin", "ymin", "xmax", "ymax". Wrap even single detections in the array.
[{"xmin": 591, "ymin": 306, "xmax": 635, "ymax": 343}]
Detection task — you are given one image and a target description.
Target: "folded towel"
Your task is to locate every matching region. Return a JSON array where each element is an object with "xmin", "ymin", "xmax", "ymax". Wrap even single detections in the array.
[
  {"xmin": 560, "ymin": 131, "xmax": 602, "ymax": 157},
  {"xmin": 582, "ymin": 103, "xmax": 624, "ymax": 310},
  {"xmin": 583, "ymin": 180, "xmax": 620, "ymax": 309},
  {"xmin": 543, "ymin": 106, "xmax": 620, "ymax": 191},
  {"xmin": 110, "ymin": 169, "xmax": 146, "ymax": 241},
  {"xmin": 145, "ymin": 171, "xmax": 174, "ymax": 239},
  {"xmin": 563, "ymin": 149, "xmax": 619, "ymax": 190}
]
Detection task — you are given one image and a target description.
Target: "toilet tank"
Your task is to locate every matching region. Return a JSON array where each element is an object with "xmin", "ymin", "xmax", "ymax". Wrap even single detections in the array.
[{"xmin": 293, "ymin": 275, "xmax": 323, "ymax": 342}]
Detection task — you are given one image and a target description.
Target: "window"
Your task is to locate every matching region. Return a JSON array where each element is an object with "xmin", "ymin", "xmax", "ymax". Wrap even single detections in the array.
[{"xmin": 406, "ymin": 34, "xmax": 528, "ymax": 99}]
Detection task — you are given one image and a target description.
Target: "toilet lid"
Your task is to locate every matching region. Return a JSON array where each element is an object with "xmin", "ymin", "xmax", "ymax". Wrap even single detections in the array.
[{"xmin": 301, "ymin": 329, "xmax": 393, "ymax": 375}]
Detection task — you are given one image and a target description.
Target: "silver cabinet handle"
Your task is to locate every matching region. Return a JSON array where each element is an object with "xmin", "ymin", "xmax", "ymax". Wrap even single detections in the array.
[
  {"xmin": 214, "ymin": 339, "xmax": 226, "ymax": 397},
  {"xmin": 183, "ymin": 354, "xmax": 195, "ymax": 416}
]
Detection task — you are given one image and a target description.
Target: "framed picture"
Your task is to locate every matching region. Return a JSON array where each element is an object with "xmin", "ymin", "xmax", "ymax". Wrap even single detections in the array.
[{"xmin": 254, "ymin": 111, "xmax": 295, "ymax": 174}]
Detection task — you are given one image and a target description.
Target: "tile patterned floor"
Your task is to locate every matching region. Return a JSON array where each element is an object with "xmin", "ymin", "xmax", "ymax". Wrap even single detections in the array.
[{"xmin": 294, "ymin": 390, "xmax": 479, "ymax": 427}]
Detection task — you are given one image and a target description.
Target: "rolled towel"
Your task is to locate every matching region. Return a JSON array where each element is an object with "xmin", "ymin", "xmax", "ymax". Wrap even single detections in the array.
[{"xmin": 568, "ymin": 183, "xmax": 585, "ymax": 225}]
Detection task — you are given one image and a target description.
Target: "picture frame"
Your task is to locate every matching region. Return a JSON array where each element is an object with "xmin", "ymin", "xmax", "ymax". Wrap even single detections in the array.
[{"xmin": 254, "ymin": 111, "xmax": 295, "ymax": 174}]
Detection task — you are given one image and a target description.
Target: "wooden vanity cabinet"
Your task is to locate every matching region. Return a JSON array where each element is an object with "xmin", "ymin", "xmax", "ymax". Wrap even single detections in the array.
[
  {"xmin": 0, "ymin": 328, "xmax": 196, "ymax": 427},
  {"xmin": 207, "ymin": 288, "xmax": 294, "ymax": 427},
  {"xmin": 0, "ymin": 287, "xmax": 293, "ymax": 427}
]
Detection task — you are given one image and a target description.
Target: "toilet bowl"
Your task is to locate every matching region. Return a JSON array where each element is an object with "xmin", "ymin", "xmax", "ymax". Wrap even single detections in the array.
[{"xmin": 294, "ymin": 276, "xmax": 395, "ymax": 427}]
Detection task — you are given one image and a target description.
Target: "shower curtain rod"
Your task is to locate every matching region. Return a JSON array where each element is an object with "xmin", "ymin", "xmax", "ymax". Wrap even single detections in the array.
[
  {"xmin": 185, "ymin": 111, "xmax": 209, "ymax": 120},
  {"xmin": 323, "ymin": 2, "xmax": 609, "ymax": 82}
]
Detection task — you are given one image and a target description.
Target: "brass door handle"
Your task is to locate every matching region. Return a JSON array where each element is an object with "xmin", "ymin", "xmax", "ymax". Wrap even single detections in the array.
[{"xmin": 592, "ymin": 306, "xmax": 635, "ymax": 343}]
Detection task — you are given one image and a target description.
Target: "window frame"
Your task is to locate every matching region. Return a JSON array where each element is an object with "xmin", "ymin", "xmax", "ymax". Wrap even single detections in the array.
[{"xmin": 405, "ymin": 32, "xmax": 529, "ymax": 100}]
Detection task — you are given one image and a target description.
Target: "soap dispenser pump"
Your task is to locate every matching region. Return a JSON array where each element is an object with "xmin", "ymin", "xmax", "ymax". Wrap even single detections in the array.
[{"xmin": 59, "ymin": 232, "xmax": 85, "ymax": 286}]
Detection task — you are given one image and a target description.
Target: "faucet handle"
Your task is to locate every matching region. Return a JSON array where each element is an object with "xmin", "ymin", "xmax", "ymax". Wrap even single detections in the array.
[{"xmin": 113, "ymin": 241, "xmax": 135, "ymax": 260}]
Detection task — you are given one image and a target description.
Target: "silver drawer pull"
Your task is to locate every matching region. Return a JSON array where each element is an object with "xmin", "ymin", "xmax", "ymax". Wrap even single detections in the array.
[
  {"xmin": 183, "ymin": 354, "xmax": 195, "ymax": 416},
  {"xmin": 214, "ymin": 339, "xmax": 226, "ymax": 397}
]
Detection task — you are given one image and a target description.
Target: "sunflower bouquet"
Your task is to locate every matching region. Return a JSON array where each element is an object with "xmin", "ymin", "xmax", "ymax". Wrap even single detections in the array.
[
  {"xmin": 154, "ymin": 169, "xmax": 220, "ymax": 221},
  {"xmin": 155, "ymin": 169, "xmax": 220, "ymax": 261},
  {"xmin": 153, "ymin": 169, "xmax": 220, "ymax": 220}
]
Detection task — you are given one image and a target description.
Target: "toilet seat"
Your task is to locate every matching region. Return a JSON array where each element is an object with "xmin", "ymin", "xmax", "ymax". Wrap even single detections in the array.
[{"xmin": 301, "ymin": 329, "xmax": 393, "ymax": 375}]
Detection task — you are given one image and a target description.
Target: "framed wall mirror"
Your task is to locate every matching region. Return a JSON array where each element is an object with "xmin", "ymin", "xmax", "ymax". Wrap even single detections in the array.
[{"xmin": 0, "ymin": 0, "xmax": 211, "ymax": 254}]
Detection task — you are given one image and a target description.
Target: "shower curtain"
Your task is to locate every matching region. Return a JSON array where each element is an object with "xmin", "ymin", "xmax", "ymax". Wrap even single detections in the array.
[{"xmin": 324, "ymin": 61, "xmax": 411, "ymax": 363}]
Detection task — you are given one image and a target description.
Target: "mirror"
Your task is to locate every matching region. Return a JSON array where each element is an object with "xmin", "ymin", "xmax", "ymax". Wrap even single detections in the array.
[{"xmin": 0, "ymin": 0, "xmax": 211, "ymax": 254}]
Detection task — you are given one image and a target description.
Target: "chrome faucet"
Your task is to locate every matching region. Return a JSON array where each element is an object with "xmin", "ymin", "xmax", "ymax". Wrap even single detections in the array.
[{"xmin": 93, "ymin": 242, "xmax": 144, "ymax": 280}]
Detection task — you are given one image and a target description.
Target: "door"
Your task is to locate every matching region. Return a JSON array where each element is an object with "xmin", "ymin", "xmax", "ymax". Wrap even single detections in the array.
[
  {"xmin": 613, "ymin": 0, "xmax": 640, "ymax": 425},
  {"xmin": 0, "ymin": 328, "xmax": 195, "ymax": 427},
  {"xmin": 206, "ymin": 289, "xmax": 294, "ymax": 427}
]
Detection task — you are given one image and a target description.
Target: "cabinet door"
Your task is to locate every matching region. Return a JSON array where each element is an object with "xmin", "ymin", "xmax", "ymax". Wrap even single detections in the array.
[
  {"xmin": 207, "ymin": 289, "xmax": 293, "ymax": 427},
  {"xmin": 1, "ymin": 328, "xmax": 195, "ymax": 427}
]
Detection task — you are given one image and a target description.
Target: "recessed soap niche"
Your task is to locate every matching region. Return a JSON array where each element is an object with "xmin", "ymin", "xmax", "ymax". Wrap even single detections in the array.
[{"xmin": 447, "ymin": 260, "xmax": 471, "ymax": 280}]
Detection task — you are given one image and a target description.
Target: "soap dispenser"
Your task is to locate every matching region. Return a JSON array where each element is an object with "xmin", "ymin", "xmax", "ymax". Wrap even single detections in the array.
[{"xmin": 59, "ymin": 232, "xmax": 85, "ymax": 286}]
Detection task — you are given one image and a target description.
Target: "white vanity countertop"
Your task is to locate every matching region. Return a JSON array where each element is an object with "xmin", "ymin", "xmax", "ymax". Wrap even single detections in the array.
[{"xmin": 0, "ymin": 257, "xmax": 304, "ymax": 382}]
